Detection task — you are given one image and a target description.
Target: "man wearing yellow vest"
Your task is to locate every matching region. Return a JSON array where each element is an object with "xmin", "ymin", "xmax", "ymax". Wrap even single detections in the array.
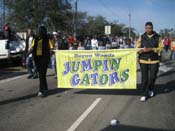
[
  {"xmin": 136, "ymin": 22, "xmax": 163, "ymax": 102},
  {"xmin": 31, "ymin": 25, "xmax": 53, "ymax": 97}
]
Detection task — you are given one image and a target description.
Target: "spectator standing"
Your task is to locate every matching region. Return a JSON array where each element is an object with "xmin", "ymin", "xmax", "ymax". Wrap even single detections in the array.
[
  {"xmin": 91, "ymin": 36, "xmax": 98, "ymax": 50},
  {"xmin": 25, "ymin": 29, "xmax": 38, "ymax": 79},
  {"xmin": 84, "ymin": 36, "xmax": 91, "ymax": 50},
  {"xmin": 170, "ymin": 37, "xmax": 175, "ymax": 60},
  {"xmin": 77, "ymin": 41, "xmax": 85, "ymax": 50},
  {"xmin": 163, "ymin": 35, "xmax": 171, "ymax": 52},
  {"xmin": 124, "ymin": 38, "xmax": 134, "ymax": 48},
  {"xmin": 51, "ymin": 32, "xmax": 59, "ymax": 78}
]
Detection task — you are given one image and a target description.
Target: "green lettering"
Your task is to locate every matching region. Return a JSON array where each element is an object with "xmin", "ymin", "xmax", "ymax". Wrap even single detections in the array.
[
  {"xmin": 121, "ymin": 69, "xmax": 129, "ymax": 82},
  {"xmin": 94, "ymin": 60, "xmax": 102, "ymax": 71},
  {"xmin": 81, "ymin": 74, "xmax": 90, "ymax": 85},
  {"xmin": 110, "ymin": 58, "xmax": 121, "ymax": 70},
  {"xmin": 71, "ymin": 61, "xmax": 80, "ymax": 73},
  {"xmin": 99, "ymin": 74, "xmax": 108, "ymax": 85}
]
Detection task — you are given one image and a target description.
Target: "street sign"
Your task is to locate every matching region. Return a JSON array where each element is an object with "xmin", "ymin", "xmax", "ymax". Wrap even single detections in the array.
[{"xmin": 105, "ymin": 25, "xmax": 111, "ymax": 35}]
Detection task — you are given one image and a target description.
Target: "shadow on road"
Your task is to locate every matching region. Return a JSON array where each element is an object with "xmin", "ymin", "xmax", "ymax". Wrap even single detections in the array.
[
  {"xmin": 0, "ymin": 88, "xmax": 69, "ymax": 106},
  {"xmin": 157, "ymin": 70, "xmax": 175, "ymax": 78},
  {"xmin": 0, "ymin": 93, "xmax": 38, "ymax": 105},
  {"xmin": 100, "ymin": 124, "xmax": 174, "ymax": 131},
  {"xmin": 74, "ymin": 80, "xmax": 175, "ymax": 96},
  {"xmin": 156, "ymin": 80, "xmax": 175, "ymax": 94},
  {"xmin": 0, "ymin": 71, "xmax": 27, "ymax": 80}
]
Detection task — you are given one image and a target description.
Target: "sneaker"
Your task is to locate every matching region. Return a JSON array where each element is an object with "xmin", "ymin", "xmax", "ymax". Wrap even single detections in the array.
[
  {"xmin": 38, "ymin": 91, "xmax": 47, "ymax": 98},
  {"xmin": 148, "ymin": 91, "xmax": 154, "ymax": 97},
  {"xmin": 38, "ymin": 92, "xmax": 43, "ymax": 97},
  {"xmin": 27, "ymin": 75, "xmax": 33, "ymax": 79},
  {"xmin": 140, "ymin": 96, "xmax": 147, "ymax": 102},
  {"xmin": 33, "ymin": 75, "xmax": 38, "ymax": 79}
]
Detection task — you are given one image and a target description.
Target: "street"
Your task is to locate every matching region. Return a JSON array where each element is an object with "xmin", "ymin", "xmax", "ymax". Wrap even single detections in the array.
[
  {"xmin": 0, "ymin": 52, "xmax": 175, "ymax": 131},
  {"xmin": 1, "ymin": 0, "xmax": 175, "ymax": 130}
]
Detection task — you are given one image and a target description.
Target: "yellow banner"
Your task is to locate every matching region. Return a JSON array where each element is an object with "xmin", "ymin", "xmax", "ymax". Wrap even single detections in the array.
[{"xmin": 56, "ymin": 49, "xmax": 137, "ymax": 89}]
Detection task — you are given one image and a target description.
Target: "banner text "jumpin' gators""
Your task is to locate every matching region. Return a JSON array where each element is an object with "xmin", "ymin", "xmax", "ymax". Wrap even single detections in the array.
[{"xmin": 63, "ymin": 58, "xmax": 129, "ymax": 86}]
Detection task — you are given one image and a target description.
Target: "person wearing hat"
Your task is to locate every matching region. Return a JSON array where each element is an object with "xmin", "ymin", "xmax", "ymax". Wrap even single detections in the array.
[
  {"xmin": 3, "ymin": 23, "xmax": 12, "ymax": 49},
  {"xmin": 31, "ymin": 25, "xmax": 53, "ymax": 97},
  {"xmin": 136, "ymin": 22, "xmax": 163, "ymax": 102}
]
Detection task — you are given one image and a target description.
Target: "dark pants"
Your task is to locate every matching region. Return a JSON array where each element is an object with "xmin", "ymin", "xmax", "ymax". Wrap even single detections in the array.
[
  {"xmin": 164, "ymin": 45, "xmax": 169, "ymax": 52},
  {"xmin": 51, "ymin": 55, "xmax": 57, "ymax": 76},
  {"xmin": 26, "ymin": 56, "xmax": 38, "ymax": 76},
  {"xmin": 34, "ymin": 56, "xmax": 50, "ymax": 93},
  {"xmin": 85, "ymin": 45, "xmax": 92, "ymax": 50},
  {"xmin": 140, "ymin": 63, "xmax": 159, "ymax": 96},
  {"xmin": 170, "ymin": 51, "xmax": 175, "ymax": 60}
]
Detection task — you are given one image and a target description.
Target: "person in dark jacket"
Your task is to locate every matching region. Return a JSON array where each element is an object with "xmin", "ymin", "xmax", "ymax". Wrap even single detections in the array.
[
  {"xmin": 136, "ymin": 22, "xmax": 163, "ymax": 102},
  {"xmin": 31, "ymin": 26, "xmax": 53, "ymax": 97}
]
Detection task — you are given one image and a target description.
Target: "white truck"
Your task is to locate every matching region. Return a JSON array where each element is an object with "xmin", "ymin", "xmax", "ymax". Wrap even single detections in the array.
[
  {"xmin": 0, "ymin": 39, "xmax": 9, "ymax": 60},
  {"xmin": 0, "ymin": 31, "xmax": 26, "ymax": 61}
]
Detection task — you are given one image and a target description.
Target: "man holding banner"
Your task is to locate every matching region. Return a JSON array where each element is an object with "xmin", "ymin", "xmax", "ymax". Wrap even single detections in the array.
[
  {"xmin": 136, "ymin": 22, "xmax": 163, "ymax": 102},
  {"xmin": 55, "ymin": 22, "xmax": 163, "ymax": 103}
]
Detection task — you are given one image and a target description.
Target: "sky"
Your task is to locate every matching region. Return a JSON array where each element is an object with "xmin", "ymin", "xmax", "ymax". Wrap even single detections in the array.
[{"xmin": 77, "ymin": 0, "xmax": 175, "ymax": 33}]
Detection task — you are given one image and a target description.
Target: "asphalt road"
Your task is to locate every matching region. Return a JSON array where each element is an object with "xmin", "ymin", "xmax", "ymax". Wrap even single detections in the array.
[{"xmin": 0, "ymin": 52, "xmax": 175, "ymax": 131}]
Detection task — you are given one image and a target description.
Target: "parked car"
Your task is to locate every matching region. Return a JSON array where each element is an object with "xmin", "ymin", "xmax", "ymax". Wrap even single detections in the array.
[{"xmin": 0, "ymin": 31, "xmax": 26, "ymax": 61}]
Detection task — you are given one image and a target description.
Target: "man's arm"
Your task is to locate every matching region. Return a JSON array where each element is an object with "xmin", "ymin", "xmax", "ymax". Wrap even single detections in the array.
[
  {"xmin": 152, "ymin": 37, "xmax": 164, "ymax": 54},
  {"xmin": 136, "ymin": 36, "xmax": 144, "ymax": 53}
]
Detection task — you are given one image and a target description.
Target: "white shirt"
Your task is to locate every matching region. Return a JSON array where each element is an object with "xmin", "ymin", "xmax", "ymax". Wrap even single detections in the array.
[
  {"xmin": 28, "ymin": 36, "xmax": 33, "ymax": 49},
  {"xmin": 91, "ymin": 39, "xmax": 98, "ymax": 48},
  {"xmin": 124, "ymin": 44, "xmax": 134, "ymax": 48},
  {"xmin": 69, "ymin": 47, "xmax": 73, "ymax": 50},
  {"xmin": 111, "ymin": 41, "xmax": 118, "ymax": 47},
  {"xmin": 119, "ymin": 44, "xmax": 125, "ymax": 49},
  {"xmin": 78, "ymin": 47, "xmax": 85, "ymax": 50},
  {"xmin": 106, "ymin": 44, "xmax": 111, "ymax": 49},
  {"xmin": 98, "ymin": 46, "xmax": 106, "ymax": 50},
  {"xmin": 28, "ymin": 36, "xmax": 34, "ymax": 57}
]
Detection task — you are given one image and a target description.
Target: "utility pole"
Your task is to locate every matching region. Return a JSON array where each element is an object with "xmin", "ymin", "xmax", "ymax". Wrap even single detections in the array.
[
  {"xmin": 128, "ymin": 13, "xmax": 131, "ymax": 39},
  {"xmin": 2, "ymin": 0, "xmax": 6, "ymax": 27},
  {"xmin": 73, "ymin": 0, "xmax": 78, "ymax": 38}
]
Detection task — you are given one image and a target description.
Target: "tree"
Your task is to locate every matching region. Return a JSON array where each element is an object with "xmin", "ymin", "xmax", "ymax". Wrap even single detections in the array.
[
  {"xmin": 111, "ymin": 23, "xmax": 125, "ymax": 36},
  {"xmin": 77, "ymin": 15, "xmax": 108, "ymax": 36},
  {"xmin": 6, "ymin": 0, "xmax": 72, "ymax": 32},
  {"xmin": 5, "ymin": 0, "xmax": 137, "ymax": 38},
  {"xmin": 159, "ymin": 28, "xmax": 175, "ymax": 38},
  {"xmin": 121, "ymin": 27, "xmax": 136, "ymax": 38}
]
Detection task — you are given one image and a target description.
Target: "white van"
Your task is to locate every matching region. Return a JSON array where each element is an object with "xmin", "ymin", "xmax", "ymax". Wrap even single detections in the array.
[
  {"xmin": 0, "ymin": 39, "xmax": 9, "ymax": 60},
  {"xmin": 0, "ymin": 31, "xmax": 26, "ymax": 61}
]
